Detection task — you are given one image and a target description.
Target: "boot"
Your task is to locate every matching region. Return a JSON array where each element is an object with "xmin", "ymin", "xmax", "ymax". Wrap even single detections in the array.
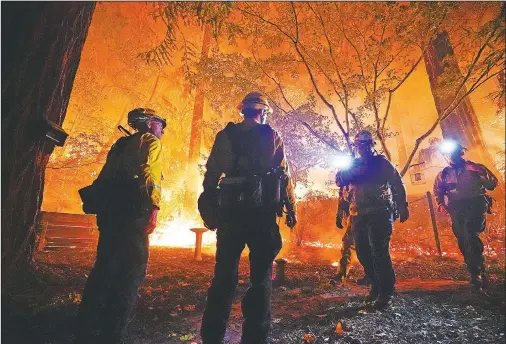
[
  {"xmin": 364, "ymin": 285, "xmax": 380, "ymax": 304},
  {"xmin": 470, "ymin": 273, "xmax": 483, "ymax": 290},
  {"xmin": 330, "ymin": 272, "xmax": 345, "ymax": 286},
  {"xmin": 373, "ymin": 293, "xmax": 393, "ymax": 310},
  {"xmin": 480, "ymin": 270, "xmax": 488, "ymax": 289},
  {"xmin": 356, "ymin": 275, "xmax": 371, "ymax": 286}
]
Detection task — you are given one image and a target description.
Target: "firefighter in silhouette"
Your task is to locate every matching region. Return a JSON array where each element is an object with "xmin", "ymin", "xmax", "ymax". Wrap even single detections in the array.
[
  {"xmin": 331, "ymin": 188, "xmax": 370, "ymax": 286},
  {"xmin": 76, "ymin": 108, "xmax": 165, "ymax": 344},
  {"xmin": 434, "ymin": 140, "xmax": 498, "ymax": 289},
  {"xmin": 336, "ymin": 130, "xmax": 409, "ymax": 310},
  {"xmin": 200, "ymin": 92, "xmax": 297, "ymax": 344}
]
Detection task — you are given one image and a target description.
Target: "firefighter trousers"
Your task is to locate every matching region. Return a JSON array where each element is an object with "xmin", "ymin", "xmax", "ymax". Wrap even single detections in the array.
[
  {"xmin": 449, "ymin": 198, "xmax": 487, "ymax": 276},
  {"xmin": 75, "ymin": 218, "xmax": 149, "ymax": 344},
  {"xmin": 352, "ymin": 209, "xmax": 395, "ymax": 295},
  {"xmin": 201, "ymin": 210, "xmax": 282, "ymax": 344}
]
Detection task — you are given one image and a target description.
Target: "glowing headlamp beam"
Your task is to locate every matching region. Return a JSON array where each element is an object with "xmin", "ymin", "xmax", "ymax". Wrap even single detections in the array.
[
  {"xmin": 439, "ymin": 140, "xmax": 458, "ymax": 154},
  {"xmin": 334, "ymin": 154, "xmax": 352, "ymax": 170}
]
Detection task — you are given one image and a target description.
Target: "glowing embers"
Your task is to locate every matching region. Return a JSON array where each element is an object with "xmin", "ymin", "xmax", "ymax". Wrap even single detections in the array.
[{"xmin": 150, "ymin": 217, "xmax": 216, "ymax": 247}]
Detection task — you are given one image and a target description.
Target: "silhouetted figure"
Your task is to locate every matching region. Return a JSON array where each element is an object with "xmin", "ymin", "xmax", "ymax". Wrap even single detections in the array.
[
  {"xmin": 75, "ymin": 108, "xmax": 165, "ymax": 344},
  {"xmin": 336, "ymin": 131, "xmax": 409, "ymax": 310},
  {"xmin": 200, "ymin": 92, "xmax": 297, "ymax": 344},
  {"xmin": 434, "ymin": 140, "xmax": 498, "ymax": 289}
]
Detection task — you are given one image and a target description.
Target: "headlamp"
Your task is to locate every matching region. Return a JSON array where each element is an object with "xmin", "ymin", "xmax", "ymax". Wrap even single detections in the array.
[
  {"xmin": 334, "ymin": 154, "xmax": 352, "ymax": 170},
  {"xmin": 439, "ymin": 140, "xmax": 458, "ymax": 154}
]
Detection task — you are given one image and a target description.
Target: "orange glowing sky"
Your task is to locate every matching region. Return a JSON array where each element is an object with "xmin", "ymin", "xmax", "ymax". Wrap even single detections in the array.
[{"xmin": 42, "ymin": 2, "xmax": 505, "ymax": 214}]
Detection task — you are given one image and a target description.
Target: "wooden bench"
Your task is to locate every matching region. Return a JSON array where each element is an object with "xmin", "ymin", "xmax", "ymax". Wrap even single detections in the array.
[{"xmin": 38, "ymin": 211, "xmax": 98, "ymax": 251}]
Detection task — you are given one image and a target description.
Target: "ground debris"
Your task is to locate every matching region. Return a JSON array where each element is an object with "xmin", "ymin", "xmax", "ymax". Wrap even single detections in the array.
[{"xmin": 2, "ymin": 247, "xmax": 504, "ymax": 344}]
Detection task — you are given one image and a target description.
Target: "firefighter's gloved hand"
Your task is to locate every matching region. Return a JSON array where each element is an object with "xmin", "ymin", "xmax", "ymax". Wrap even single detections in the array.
[
  {"xmin": 285, "ymin": 211, "xmax": 297, "ymax": 229},
  {"xmin": 399, "ymin": 206, "xmax": 410, "ymax": 223},
  {"xmin": 137, "ymin": 207, "xmax": 159, "ymax": 234},
  {"xmin": 336, "ymin": 215, "xmax": 344, "ymax": 229},
  {"xmin": 146, "ymin": 208, "xmax": 159, "ymax": 234}
]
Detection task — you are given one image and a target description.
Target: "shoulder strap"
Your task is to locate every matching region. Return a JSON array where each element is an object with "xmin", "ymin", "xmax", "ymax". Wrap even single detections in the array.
[
  {"xmin": 224, "ymin": 122, "xmax": 240, "ymax": 160},
  {"xmin": 441, "ymin": 166, "xmax": 452, "ymax": 183},
  {"xmin": 111, "ymin": 134, "xmax": 137, "ymax": 178}
]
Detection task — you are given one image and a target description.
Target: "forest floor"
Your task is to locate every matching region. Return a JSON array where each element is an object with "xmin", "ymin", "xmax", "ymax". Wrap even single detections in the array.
[{"xmin": 2, "ymin": 246, "xmax": 505, "ymax": 344}]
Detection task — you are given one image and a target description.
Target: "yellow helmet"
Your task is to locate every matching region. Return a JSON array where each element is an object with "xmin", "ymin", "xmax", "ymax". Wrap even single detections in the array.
[{"xmin": 237, "ymin": 92, "xmax": 273, "ymax": 114}]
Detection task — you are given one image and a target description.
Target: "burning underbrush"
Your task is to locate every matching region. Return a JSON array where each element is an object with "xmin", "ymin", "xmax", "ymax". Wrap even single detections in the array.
[{"xmin": 147, "ymin": 192, "xmax": 505, "ymax": 268}]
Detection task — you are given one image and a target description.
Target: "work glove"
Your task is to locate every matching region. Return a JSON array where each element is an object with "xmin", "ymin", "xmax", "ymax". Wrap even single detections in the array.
[
  {"xmin": 285, "ymin": 210, "xmax": 297, "ymax": 229},
  {"xmin": 137, "ymin": 207, "xmax": 159, "ymax": 234},
  {"xmin": 437, "ymin": 204, "xmax": 449, "ymax": 215},
  {"xmin": 146, "ymin": 208, "xmax": 159, "ymax": 234},
  {"xmin": 336, "ymin": 215, "xmax": 344, "ymax": 229},
  {"xmin": 398, "ymin": 206, "xmax": 410, "ymax": 223}
]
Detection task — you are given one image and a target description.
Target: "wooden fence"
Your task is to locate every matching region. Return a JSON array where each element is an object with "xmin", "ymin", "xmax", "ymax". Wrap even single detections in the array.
[{"xmin": 38, "ymin": 211, "xmax": 98, "ymax": 251}]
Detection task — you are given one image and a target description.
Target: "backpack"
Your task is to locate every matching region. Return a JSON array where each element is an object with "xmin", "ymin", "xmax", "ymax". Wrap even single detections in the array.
[
  {"xmin": 79, "ymin": 135, "xmax": 143, "ymax": 216},
  {"xmin": 218, "ymin": 123, "xmax": 281, "ymax": 210}
]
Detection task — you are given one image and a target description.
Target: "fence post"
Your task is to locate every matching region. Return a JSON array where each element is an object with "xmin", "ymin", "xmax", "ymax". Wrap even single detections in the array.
[
  {"xmin": 426, "ymin": 191, "xmax": 442, "ymax": 256},
  {"xmin": 37, "ymin": 221, "xmax": 48, "ymax": 251}
]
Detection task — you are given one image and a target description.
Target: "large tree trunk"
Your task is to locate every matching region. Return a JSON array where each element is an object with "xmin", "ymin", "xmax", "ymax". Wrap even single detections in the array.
[
  {"xmin": 423, "ymin": 31, "xmax": 497, "ymax": 168},
  {"xmin": 183, "ymin": 25, "xmax": 212, "ymax": 214},
  {"xmin": 391, "ymin": 104, "xmax": 408, "ymax": 168},
  {"xmin": 1, "ymin": 2, "xmax": 95, "ymax": 282}
]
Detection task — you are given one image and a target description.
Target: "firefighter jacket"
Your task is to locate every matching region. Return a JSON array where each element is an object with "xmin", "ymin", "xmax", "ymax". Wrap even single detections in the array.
[
  {"xmin": 97, "ymin": 132, "xmax": 163, "ymax": 209},
  {"xmin": 203, "ymin": 122, "xmax": 296, "ymax": 211},
  {"xmin": 336, "ymin": 154, "xmax": 407, "ymax": 214},
  {"xmin": 433, "ymin": 160, "xmax": 498, "ymax": 206}
]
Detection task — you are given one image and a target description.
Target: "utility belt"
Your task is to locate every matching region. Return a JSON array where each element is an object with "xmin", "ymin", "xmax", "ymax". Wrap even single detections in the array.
[
  {"xmin": 79, "ymin": 178, "xmax": 144, "ymax": 216},
  {"xmin": 449, "ymin": 194, "xmax": 494, "ymax": 214},
  {"xmin": 218, "ymin": 169, "xmax": 284, "ymax": 210}
]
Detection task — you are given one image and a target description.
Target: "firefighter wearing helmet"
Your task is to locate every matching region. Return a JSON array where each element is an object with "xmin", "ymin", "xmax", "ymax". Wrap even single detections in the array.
[
  {"xmin": 335, "ymin": 130, "xmax": 409, "ymax": 310},
  {"xmin": 434, "ymin": 140, "xmax": 498, "ymax": 290},
  {"xmin": 76, "ymin": 108, "xmax": 166, "ymax": 343},
  {"xmin": 200, "ymin": 92, "xmax": 296, "ymax": 343}
]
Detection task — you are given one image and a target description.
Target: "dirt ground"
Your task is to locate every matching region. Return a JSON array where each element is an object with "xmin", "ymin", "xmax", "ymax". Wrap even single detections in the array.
[{"xmin": 2, "ymin": 245, "xmax": 505, "ymax": 344}]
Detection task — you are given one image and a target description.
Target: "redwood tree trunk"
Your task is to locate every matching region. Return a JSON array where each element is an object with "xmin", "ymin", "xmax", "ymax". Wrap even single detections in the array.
[
  {"xmin": 1, "ymin": 2, "xmax": 95, "ymax": 281},
  {"xmin": 183, "ymin": 24, "xmax": 212, "ymax": 213},
  {"xmin": 423, "ymin": 31, "xmax": 497, "ymax": 168}
]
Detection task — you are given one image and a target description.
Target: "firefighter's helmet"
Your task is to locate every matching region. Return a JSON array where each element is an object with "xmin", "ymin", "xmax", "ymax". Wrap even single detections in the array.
[
  {"xmin": 237, "ymin": 92, "xmax": 273, "ymax": 115},
  {"xmin": 128, "ymin": 108, "xmax": 167, "ymax": 130},
  {"xmin": 354, "ymin": 130, "xmax": 374, "ymax": 144}
]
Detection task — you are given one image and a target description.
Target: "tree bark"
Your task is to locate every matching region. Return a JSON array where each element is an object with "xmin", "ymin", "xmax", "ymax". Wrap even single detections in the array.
[
  {"xmin": 423, "ymin": 31, "xmax": 497, "ymax": 167},
  {"xmin": 1, "ymin": 2, "xmax": 95, "ymax": 281},
  {"xmin": 183, "ymin": 24, "xmax": 212, "ymax": 213}
]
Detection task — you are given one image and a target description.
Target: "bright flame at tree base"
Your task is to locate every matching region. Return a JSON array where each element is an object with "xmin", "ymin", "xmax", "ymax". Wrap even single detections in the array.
[{"xmin": 150, "ymin": 217, "xmax": 217, "ymax": 248}]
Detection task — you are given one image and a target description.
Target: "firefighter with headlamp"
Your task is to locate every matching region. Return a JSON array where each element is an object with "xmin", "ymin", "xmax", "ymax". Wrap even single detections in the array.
[
  {"xmin": 76, "ymin": 108, "xmax": 165, "ymax": 344},
  {"xmin": 434, "ymin": 139, "xmax": 498, "ymax": 289},
  {"xmin": 332, "ymin": 153, "xmax": 370, "ymax": 286},
  {"xmin": 335, "ymin": 130, "xmax": 409, "ymax": 309},
  {"xmin": 199, "ymin": 91, "xmax": 296, "ymax": 344}
]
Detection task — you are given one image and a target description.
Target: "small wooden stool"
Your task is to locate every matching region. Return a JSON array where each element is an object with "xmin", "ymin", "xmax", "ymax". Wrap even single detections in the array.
[
  {"xmin": 190, "ymin": 227, "xmax": 209, "ymax": 261},
  {"xmin": 274, "ymin": 258, "xmax": 287, "ymax": 283}
]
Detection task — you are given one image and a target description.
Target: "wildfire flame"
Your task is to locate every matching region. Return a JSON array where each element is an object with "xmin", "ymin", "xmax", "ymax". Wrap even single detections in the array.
[{"xmin": 150, "ymin": 217, "xmax": 217, "ymax": 247}]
